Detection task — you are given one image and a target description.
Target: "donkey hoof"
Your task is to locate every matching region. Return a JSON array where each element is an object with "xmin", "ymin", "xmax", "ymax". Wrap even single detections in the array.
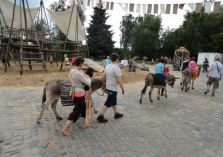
[
  {"xmin": 192, "ymin": 87, "xmax": 194, "ymax": 90},
  {"xmin": 94, "ymin": 110, "xmax": 98, "ymax": 113},
  {"xmin": 139, "ymin": 99, "xmax": 142, "ymax": 104},
  {"xmin": 165, "ymin": 95, "xmax": 167, "ymax": 98},
  {"xmin": 150, "ymin": 100, "xmax": 153, "ymax": 103},
  {"xmin": 180, "ymin": 83, "xmax": 182, "ymax": 86},
  {"xmin": 56, "ymin": 116, "xmax": 63, "ymax": 121},
  {"xmin": 157, "ymin": 97, "xmax": 160, "ymax": 100}
]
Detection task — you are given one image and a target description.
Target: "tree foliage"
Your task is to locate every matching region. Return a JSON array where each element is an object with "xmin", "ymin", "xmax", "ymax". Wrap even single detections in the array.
[
  {"xmin": 160, "ymin": 8, "xmax": 223, "ymax": 57},
  {"xmin": 87, "ymin": 3, "xmax": 114, "ymax": 58},
  {"xmin": 120, "ymin": 8, "xmax": 223, "ymax": 59},
  {"xmin": 132, "ymin": 15, "xmax": 161, "ymax": 58}
]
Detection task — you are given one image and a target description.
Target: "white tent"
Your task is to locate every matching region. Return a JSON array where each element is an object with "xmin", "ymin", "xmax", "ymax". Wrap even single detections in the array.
[
  {"xmin": 197, "ymin": 52, "xmax": 223, "ymax": 65},
  {"xmin": 47, "ymin": 6, "xmax": 86, "ymax": 42},
  {"xmin": 0, "ymin": 0, "xmax": 39, "ymax": 29}
]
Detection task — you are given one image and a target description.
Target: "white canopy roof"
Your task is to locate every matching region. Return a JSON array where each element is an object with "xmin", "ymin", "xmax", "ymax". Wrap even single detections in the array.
[
  {"xmin": 47, "ymin": 6, "xmax": 86, "ymax": 42},
  {"xmin": 0, "ymin": 0, "xmax": 39, "ymax": 29}
]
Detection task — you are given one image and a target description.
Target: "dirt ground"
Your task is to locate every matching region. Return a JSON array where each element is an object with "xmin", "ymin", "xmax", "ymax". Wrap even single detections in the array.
[{"xmin": 0, "ymin": 63, "xmax": 148, "ymax": 87}]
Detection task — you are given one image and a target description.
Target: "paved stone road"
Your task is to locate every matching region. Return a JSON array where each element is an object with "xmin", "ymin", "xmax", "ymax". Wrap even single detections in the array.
[{"xmin": 0, "ymin": 72, "xmax": 223, "ymax": 157}]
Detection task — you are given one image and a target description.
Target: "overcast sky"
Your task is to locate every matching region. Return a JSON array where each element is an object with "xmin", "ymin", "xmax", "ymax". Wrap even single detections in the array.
[{"xmin": 8, "ymin": 0, "xmax": 223, "ymax": 47}]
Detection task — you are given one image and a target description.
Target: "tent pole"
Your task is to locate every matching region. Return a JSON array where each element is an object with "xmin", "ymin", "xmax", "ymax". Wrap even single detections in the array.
[
  {"xmin": 0, "ymin": 8, "xmax": 7, "ymax": 27},
  {"xmin": 5, "ymin": 0, "xmax": 16, "ymax": 72},
  {"xmin": 42, "ymin": 1, "xmax": 50, "ymax": 33},
  {"xmin": 25, "ymin": 0, "xmax": 35, "ymax": 28},
  {"xmin": 60, "ymin": 2, "xmax": 75, "ymax": 71}
]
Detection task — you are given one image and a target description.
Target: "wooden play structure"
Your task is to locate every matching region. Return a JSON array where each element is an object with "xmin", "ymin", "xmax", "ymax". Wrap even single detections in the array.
[{"xmin": 0, "ymin": 0, "xmax": 88, "ymax": 75}]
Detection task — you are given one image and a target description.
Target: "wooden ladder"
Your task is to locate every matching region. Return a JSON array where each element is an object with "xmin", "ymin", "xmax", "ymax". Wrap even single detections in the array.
[{"xmin": 19, "ymin": 31, "xmax": 47, "ymax": 75}]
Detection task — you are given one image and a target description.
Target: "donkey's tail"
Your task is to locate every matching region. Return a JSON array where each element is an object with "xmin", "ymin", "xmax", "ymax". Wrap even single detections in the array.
[
  {"xmin": 42, "ymin": 85, "xmax": 46, "ymax": 104},
  {"xmin": 141, "ymin": 85, "xmax": 148, "ymax": 95}
]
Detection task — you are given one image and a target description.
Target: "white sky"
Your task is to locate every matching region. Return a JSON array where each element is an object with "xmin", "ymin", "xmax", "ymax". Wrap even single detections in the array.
[{"xmin": 10, "ymin": 0, "xmax": 223, "ymax": 47}]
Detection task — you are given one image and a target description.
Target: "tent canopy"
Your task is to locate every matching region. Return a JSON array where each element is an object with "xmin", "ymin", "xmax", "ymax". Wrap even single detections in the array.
[
  {"xmin": 0, "ymin": 0, "xmax": 39, "ymax": 29},
  {"xmin": 47, "ymin": 6, "xmax": 86, "ymax": 42},
  {"xmin": 175, "ymin": 47, "xmax": 190, "ymax": 53}
]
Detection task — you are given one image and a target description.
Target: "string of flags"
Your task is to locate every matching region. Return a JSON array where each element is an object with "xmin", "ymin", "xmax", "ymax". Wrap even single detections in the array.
[{"xmin": 85, "ymin": 0, "xmax": 222, "ymax": 15}]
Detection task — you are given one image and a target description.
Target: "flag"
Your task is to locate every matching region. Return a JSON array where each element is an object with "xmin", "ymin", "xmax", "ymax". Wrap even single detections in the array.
[
  {"xmin": 160, "ymin": 4, "xmax": 165, "ymax": 14},
  {"xmin": 142, "ymin": 4, "xmax": 147, "ymax": 14},
  {"xmin": 188, "ymin": 3, "xmax": 196, "ymax": 12},
  {"xmin": 213, "ymin": 1, "xmax": 221, "ymax": 14},
  {"xmin": 106, "ymin": 2, "xmax": 109, "ymax": 10},
  {"xmin": 173, "ymin": 4, "xmax": 178, "ymax": 14},
  {"xmin": 136, "ymin": 4, "xmax": 141, "ymax": 13},
  {"xmin": 129, "ymin": 3, "xmax": 134, "ymax": 12},
  {"xmin": 195, "ymin": 3, "xmax": 202, "ymax": 14},
  {"xmin": 179, "ymin": 4, "xmax": 185, "ymax": 10},
  {"xmin": 166, "ymin": 4, "xmax": 171, "ymax": 14},
  {"xmin": 154, "ymin": 4, "xmax": 158, "ymax": 14},
  {"xmin": 204, "ymin": 2, "xmax": 212, "ymax": 13},
  {"xmin": 147, "ymin": 4, "xmax": 152, "ymax": 14}
]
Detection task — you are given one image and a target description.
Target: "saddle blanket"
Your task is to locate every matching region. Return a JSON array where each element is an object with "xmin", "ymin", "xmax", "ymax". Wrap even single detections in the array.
[{"xmin": 60, "ymin": 80, "xmax": 74, "ymax": 106}]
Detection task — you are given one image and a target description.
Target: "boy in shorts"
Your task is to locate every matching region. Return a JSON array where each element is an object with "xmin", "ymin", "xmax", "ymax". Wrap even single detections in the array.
[{"xmin": 97, "ymin": 53, "xmax": 125, "ymax": 123}]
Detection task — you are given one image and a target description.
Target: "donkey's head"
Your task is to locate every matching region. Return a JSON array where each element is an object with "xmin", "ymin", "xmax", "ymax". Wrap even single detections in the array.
[
  {"xmin": 167, "ymin": 74, "xmax": 179, "ymax": 88},
  {"xmin": 85, "ymin": 67, "xmax": 94, "ymax": 78}
]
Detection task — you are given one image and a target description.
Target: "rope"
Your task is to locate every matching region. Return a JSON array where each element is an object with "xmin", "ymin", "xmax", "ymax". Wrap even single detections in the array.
[{"xmin": 95, "ymin": 89, "xmax": 105, "ymax": 96}]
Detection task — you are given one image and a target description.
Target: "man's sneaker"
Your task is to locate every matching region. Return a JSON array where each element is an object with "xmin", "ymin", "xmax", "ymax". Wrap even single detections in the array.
[
  {"xmin": 97, "ymin": 115, "xmax": 108, "ymax": 123},
  {"xmin": 204, "ymin": 90, "xmax": 209, "ymax": 94},
  {"xmin": 114, "ymin": 113, "xmax": 124, "ymax": 119}
]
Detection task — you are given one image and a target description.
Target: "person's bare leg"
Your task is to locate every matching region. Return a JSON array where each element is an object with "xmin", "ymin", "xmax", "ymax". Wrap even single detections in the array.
[
  {"xmin": 82, "ymin": 118, "xmax": 88, "ymax": 129},
  {"xmin": 61, "ymin": 120, "xmax": 72, "ymax": 136},
  {"xmin": 97, "ymin": 105, "xmax": 109, "ymax": 123},
  {"xmin": 112, "ymin": 105, "xmax": 117, "ymax": 113},
  {"xmin": 100, "ymin": 105, "xmax": 109, "ymax": 115}
]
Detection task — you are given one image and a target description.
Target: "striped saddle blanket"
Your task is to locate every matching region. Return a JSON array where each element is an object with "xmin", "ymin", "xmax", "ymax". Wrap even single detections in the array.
[{"xmin": 60, "ymin": 80, "xmax": 74, "ymax": 106}]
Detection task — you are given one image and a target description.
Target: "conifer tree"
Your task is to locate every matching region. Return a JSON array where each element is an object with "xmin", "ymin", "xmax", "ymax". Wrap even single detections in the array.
[{"xmin": 87, "ymin": 1, "xmax": 114, "ymax": 58}]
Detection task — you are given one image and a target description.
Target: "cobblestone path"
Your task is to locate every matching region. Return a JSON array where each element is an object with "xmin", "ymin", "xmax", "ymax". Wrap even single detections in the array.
[{"xmin": 0, "ymin": 73, "xmax": 223, "ymax": 157}]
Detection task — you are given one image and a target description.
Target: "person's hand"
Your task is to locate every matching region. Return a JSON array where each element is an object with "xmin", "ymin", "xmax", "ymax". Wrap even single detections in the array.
[{"xmin": 121, "ymin": 88, "xmax": 125, "ymax": 95}]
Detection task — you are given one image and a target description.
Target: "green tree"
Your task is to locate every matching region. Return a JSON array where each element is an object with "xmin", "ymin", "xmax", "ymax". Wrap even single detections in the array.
[
  {"xmin": 132, "ymin": 15, "xmax": 161, "ymax": 58},
  {"xmin": 161, "ymin": 8, "xmax": 223, "ymax": 57},
  {"xmin": 120, "ymin": 14, "xmax": 136, "ymax": 50},
  {"xmin": 87, "ymin": 2, "xmax": 114, "ymax": 58}
]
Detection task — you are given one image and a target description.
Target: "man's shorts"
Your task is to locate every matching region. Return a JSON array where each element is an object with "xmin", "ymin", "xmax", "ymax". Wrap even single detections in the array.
[
  {"xmin": 104, "ymin": 89, "xmax": 117, "ymax": 108},
  {"xmin": 207, "ymin": 77, "xmax": 220, "ymax": 89}
]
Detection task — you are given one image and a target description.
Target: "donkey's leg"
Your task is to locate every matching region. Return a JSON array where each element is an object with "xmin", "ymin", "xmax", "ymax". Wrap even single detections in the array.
[
  {"xmin": 90, "ymin": 95, "xmax": 97, "ymax": 113},
  {"xmin": 164, "ymin": 87, "xmax": 167, "ymax": 98},
  {"xmin": 149, "ymin": 87, "xmax": 154, "ymax": 103},
  {"xmin": 181, "ymin": 80, "xmax": 184, "ymax": 91},
  {"xmin": 139, "ymin": 84, "xmax": 148, "ymax": 104},
  {"xmin": 51, "ymin": 98, "xmax": 63, "ymax": 121},
  {"xmin": 192, "ymin": 80, "xmax": 194, "ymax": 89},
  {"xmin": 157, "ymin": 88, "xmax": 160, "ymax": 100},
  {"xmin": 37, "ymin": 101, "xmax": 49, "ymax": 123}
]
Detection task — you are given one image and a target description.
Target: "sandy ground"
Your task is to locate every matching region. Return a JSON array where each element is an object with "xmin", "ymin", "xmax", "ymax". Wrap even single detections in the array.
[{"xmin": 0, "ymin": 63, "xmax": 148, "ymax": 87}]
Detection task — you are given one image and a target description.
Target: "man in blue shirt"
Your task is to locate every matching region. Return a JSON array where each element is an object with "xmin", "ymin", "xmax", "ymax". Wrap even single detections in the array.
[{"xmin": 103, "ymin": 56, "xmax": 111, "ymax": 67}]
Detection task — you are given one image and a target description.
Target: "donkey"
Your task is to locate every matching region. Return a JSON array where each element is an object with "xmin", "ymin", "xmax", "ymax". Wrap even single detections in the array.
[
  {"xmin": 181, "ymin": 68, "xmax": 193, "ymax": 92},
  {"xmin": 36, "ymin": 68, "xmax": 104, "ymax": 123},
  {"xmin": 139, "ymin": 73, "xmax": 178, "ymax": 103},
  {"xmin": 181, "ymin": 67, "xmax": 201, "ymax": 92}
]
